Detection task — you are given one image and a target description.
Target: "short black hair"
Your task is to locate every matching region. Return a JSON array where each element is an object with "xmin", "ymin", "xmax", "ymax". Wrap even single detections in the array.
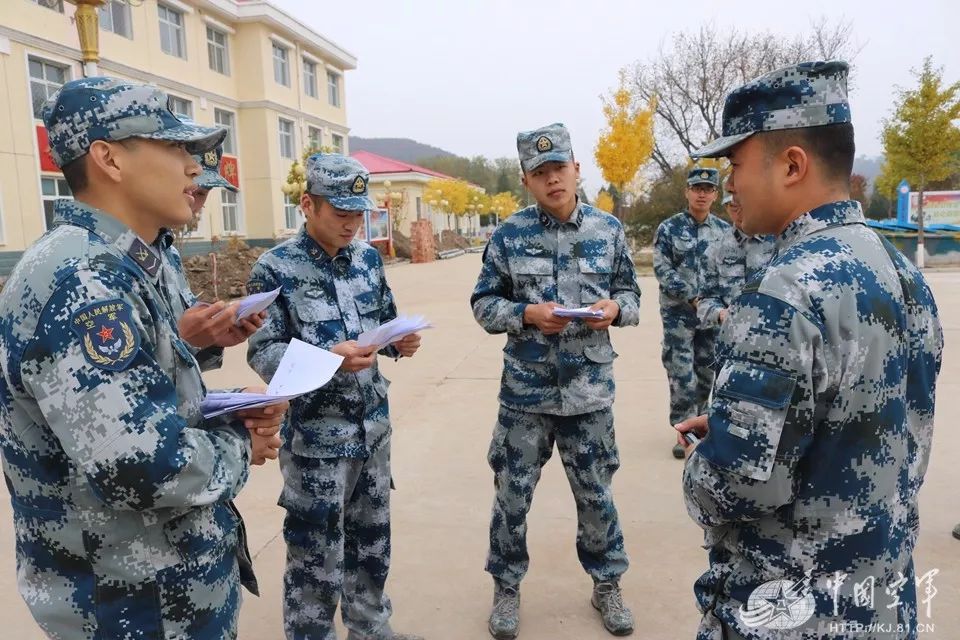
[
  {"xmin": 758, "ymin": 122, "xmax": 855, "ymax": 186},
  {"xmin": 61, "ymin": 157, "xmax": 88, "ymax": 194}
]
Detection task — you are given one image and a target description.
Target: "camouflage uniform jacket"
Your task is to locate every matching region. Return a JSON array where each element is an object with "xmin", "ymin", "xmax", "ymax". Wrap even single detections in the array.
[
  {"xmin": 653, "ymin": 211, "xmax": 730, "ymax": 313},
  {"xmin": 697, "ymin": 228, "xmax": 776, "ymax": 327},
  {"xmin": 246, "ymin": 228, "xmax": 399, "ymax": 459},
  {"xmin": 682, "ymin": 201, "xmax": 943, "ymax": 634},
  {"xmin": 0, "ymin": 199, "xmax": 252, "ymax": 638},
  {"xmin": 159, "ymin": 235, "xmax": 225, "ymax": 372},
  {"xmin": 470, "ymin": 203, "xmax": 641, "ymax": 416}
]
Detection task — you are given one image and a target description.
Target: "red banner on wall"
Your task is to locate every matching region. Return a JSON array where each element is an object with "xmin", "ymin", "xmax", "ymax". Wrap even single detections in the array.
[
  {"xmin": 220, "ymin": 155, "xmax": 239, "ymax": 189},
  {"xmin": 36, "ymin": 125, "xmax": 59, "ymax": 173}
]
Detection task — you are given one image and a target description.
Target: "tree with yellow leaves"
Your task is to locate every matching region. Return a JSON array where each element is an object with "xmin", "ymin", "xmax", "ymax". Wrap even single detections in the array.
[
  {"xmin": 595, "ymin": 71, "xmax": 656, "ymax": 220},
  {"xmin": 489, "ymin": 191, "xmax": 520, "ymax": 222},
  {"xmin": 424, "ymin": 178, "xmax": 484, "ymax": 233},
  {"xmin": 595, "ymin": 191, "xmax": 615, "ymax": 214}
]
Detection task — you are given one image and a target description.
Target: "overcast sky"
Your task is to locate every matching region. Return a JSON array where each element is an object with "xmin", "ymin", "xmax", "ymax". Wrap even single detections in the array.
[{"xmin": 271, "ymin": 0, "xmax": 956, "ymax": 194}]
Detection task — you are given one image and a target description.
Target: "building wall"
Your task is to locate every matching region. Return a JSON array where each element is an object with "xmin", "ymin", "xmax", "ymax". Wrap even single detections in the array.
[{"xmin": 0, "ymin": 0, "xmax": 355, "ymax": 270}]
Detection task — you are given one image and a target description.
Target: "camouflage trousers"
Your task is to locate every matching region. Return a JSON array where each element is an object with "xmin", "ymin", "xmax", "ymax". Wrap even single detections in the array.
[
  {"xmin": 485, "ymin": 406, "xmax": 628, "ymax": 586},
  {"xmin": 279, "ymin": 440, "xmax": 394, "ymax": 640},
  {"xmin": 660, "ymin": 309, "xmax": 718, "ymax": 425}
]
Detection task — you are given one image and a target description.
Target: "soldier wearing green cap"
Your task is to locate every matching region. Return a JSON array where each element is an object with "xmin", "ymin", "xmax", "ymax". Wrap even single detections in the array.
[
  {"xmin": 0, "ymin": 76, "xmax": 284, "ymax": 639},
  {"xmin": 246, "ymin": 152, "xmax": 424, "ymax": 640},
  {"xmin": 675, "ymin": 60, "xmax": 942, "ymax": 640},
  {"xmin": 471, "ymin": 122, "xmax": 640, "ymax": 639},
  {"xmin": 653, "ymin": 166, "xmax": 730, "ymax": 459}
]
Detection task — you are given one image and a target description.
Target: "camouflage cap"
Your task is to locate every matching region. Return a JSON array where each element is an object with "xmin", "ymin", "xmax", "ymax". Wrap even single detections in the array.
[
  {"xmin": 691, "ymin": 60, "xmax": 851, "ymax": 159},
  {"xmin": 41, "ymin": 76, "xmax": 226, "ymax": 168},
  {"xmin": 517, "ymin": 122, "xmax": 574, "ymax": 172},
  {"xmin": 687, "ymin": 167, "xmax": 720, "ymax": 187},
  {"xmin": 306, "ymin": 153, "xmax": 375, "ymax": 211},
  {"xmin": 192, "ymin": 145, "xmax": 237, "ymax": 192},
  {"xmin": 722, "ymin": 192, "xmax": 734, "ymax": 205}
]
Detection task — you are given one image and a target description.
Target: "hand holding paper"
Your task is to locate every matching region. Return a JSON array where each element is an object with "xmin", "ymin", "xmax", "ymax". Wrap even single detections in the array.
[
  {"xmin": 356, "ymin": 315, "xmax": 432, "ymax": 351},
  {"xmin": 551, "ymin": 306, "xmax": 606, "ymax": 319},
  {"xmin": 200, "ymin": 338, "xmax": 344, "ymax": 418}
]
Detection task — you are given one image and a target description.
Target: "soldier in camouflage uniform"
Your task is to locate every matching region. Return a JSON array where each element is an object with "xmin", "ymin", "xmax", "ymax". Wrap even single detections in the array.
[
  {"xmin": 161, "ymin": 142, "xmax": 266, "ymax": 373},
  {"xmin": 677, "ymin": 61, "xmax": 943, "ymax": 640},
  {"xmin": 697, "ymin": 189, "xmax": 776, "ymax": 328},
  {"xmin": 246, "ymin": 153, "xmax": 424, "ymax": 640},
  {"xmin": 471, "ymin": 123, "xmax": 640, "ymax": 639},
  {"xmin": 653, "ymin": 168, "xmax": 730, "ymax": 458},
  {"xmin": 0, "ymin": 77, "xmax": 282, "ymax": 639}
]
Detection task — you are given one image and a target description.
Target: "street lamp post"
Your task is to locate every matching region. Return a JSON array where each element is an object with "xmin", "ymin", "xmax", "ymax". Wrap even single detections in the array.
[{"xmin": 66, "ymin": 1, "xmax": 144, "ymax": 76}]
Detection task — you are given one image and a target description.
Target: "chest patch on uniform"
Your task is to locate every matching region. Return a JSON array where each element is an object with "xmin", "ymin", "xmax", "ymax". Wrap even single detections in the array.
[{"xmin": 70, "ymin": 298, "xmax": 141, "ymax": 372}]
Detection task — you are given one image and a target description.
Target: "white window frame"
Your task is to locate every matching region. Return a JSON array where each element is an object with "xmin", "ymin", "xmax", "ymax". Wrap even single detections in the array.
[
  {"xmin": 28, "ymin": 56, "xmax": 70, "ymax": 120},
  {"xmin": 99, "ymin": 1, "xmax": 133, "ymax": 39},
  {"xmin": 307, "ymin": 125, "xmax": 322, "ymax": 151},
  {"xmin": 206, "ymin": 26, "xmax": 230, "ymax": 75},
  {"xmin": 40, "ymin": 175, "xmax": 72, "ymax": 231},
  {"xmin": 167, "ymin": 94, "xmax": 193, "ymax": 120},
  {"xmin": 302, "ymin": 58, "xmax": 318, "ymax": 98},
  {"xmin": 272, "ymin": 43, "xmax": 290, "ymax": 87},
  {"xmin": 331, "ymin": 133, "xmax": 344, "ymax": 154},
  {"xmin": 327, "ymin": 70, "xmax": 341, "ymax": 107},
  {"xmin": 221, "ymin": 190, "xmax": 243, "ymax": 235},
  {"xmin": 283, "ymin": 195, "xmax": 302, "ymax": 230},
  {"xmin": 214, "ymin": 108, "xmax": 237, "ymax": 155},
  {"xmin": 278, "ymin": 117, "xmax": 295, "ymax": 159},
  {"xmin": 158, "ymin": 3, "xmax": 187, "ymax": 59},
  {"xmin": 30, "ymin": 0, "xmax": 64, "ymax": 12}
]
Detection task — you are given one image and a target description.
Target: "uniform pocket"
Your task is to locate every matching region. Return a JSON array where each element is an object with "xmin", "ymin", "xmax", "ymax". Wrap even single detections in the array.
[
  {"xmin": 508, "ymin": 255, "xmax": 553, "ymax": 302},
  {"xmin": 701, "ymin": 361, "xmax": 796, "ymax": 481},
  {"xmin": 354, "ymin": 291, "xmax": 383, "ymax": 332},
  {"xmin": 163, "ymin": 502, "xmax": 239, "ymax": 562},
  {"xmin": 584, "ymin": 343, "xmax": 618, "ymax": 364},
  {"xmin": 579, "ymin": 257, "xmax": 612, "ymax": 304}
]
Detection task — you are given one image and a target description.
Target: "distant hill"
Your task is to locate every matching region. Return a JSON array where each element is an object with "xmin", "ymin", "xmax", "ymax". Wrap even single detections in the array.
[
  {"xmin": 853, "ymin": 155, "xmax": 883, "ymax": 189},
  {"xmin": 348, "ymin": 137, "xmax": 457, "ymax": 163}
]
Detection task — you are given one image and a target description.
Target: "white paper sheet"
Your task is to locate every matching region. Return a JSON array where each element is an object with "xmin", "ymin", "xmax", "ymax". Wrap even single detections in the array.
[
  {"xmin": 551, "ymin": 306, "xmax": 605, "ymax": 319},
  {"xmin": 356, "ymin": 314, "xmax": 432, "ymax": 350},
  {"xmin": 234, "ymin": 287, "xmax": 281, "ymax": 323},
  {"xmin": 200, "ymin": 338, "xmax": 343, "ymax": 418}
]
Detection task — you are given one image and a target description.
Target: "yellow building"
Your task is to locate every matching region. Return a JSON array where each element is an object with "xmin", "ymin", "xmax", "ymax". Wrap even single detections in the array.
[{"xmin": 0, "ymin": 0, "xmax": 356, "ymax": 272}]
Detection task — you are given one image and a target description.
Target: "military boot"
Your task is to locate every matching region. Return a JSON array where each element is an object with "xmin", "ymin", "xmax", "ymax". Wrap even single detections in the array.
[
  {"xmin": 488, "ymin": 582, "xmax": 520, "ymax": 639},
  {"xmin": 591, "ymin": 581, "xmax": 634, "ymax": 636}
]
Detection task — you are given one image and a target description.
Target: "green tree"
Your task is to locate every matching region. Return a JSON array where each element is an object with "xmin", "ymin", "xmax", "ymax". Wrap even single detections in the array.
[
  {"xmin": 625, "ymin": 165, "xmax": 688, "ymax": 245},
  {"xmin": 866, "ymin": 190, "xmax": 893, "ymax": 220},
  {"xmin": 881, "ymin": 56, "xmax": 960, "ymax": 266}
]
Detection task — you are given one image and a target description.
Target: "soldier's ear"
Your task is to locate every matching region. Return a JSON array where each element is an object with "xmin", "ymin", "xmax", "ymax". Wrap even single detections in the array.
[
  {"xmin": 86, "ymin": 140, "xmax": 123, "ymax": 185},
  {"xmin": 782, "ymin": 146, "xmax": 809, "ymax": 187}
]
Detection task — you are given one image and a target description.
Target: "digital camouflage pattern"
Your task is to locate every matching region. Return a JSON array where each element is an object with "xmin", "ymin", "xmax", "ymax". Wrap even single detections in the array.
[
  {"xmin": 306, "ymin": 153, "xmax": 377, "ymax": 212},
  {"xmin": 684, "ymin": 201, "xmax": 943, "ymax": 639},
  {"xmin": 698, "ymin": 228, "xmax": 777, "ymax": 327},
  {"xmin": 516, "ymin": 122, "xmax": 575, "ymax": 173},
  {"xmin": 0, "ymin": 199, "xmax": 253, "ymax": 639}
]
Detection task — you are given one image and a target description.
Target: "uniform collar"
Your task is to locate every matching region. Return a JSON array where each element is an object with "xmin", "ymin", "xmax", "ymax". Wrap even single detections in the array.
[
  {"xmin": 684, "ymin": 210, "xmax": 719, "ymax": 227},
  {"xmin": 538, "ymin": 200, "xmax": 583, "ymax": 229},
  {"xmin": 53, "ymin": 199, "xmax": 163, "ymax": 279},
  {"xmin": 296, "ymin": 225, "xmax": 354, "ymax": 268},
  {"xmin": 776, "ymin": 200, "xmax": 865, "ymax": 254}
]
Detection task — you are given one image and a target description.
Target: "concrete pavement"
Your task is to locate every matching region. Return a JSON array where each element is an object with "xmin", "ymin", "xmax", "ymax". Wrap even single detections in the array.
[{"xmin": 2, "ymin": 253, "xmax": 958, "ymax": 639}]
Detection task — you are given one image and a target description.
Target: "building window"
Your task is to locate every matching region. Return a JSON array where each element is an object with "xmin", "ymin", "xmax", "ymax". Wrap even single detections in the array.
[
  {"xmin": 167, "ymin": 95, "xmax": 192, "ymax": 120},
  {"xmin": 331, "ymin": 133, "xmax": 344, "ymax": 154},
  {"xmin": 284, "ymin": 195, "xmax": 301, "ymax": 229},
  {"xmin": 272, "ymin": 43, "xmax": 290, "ymax": 86},
  {"xmin": 303, "ymin": 59, "xmax": 318, "ymax": 98},
  {"xmin": 307, "ymin": 126, "xmax": 322, "ymax": 152},
  {"xmin": 30, "ymin": 0, "xmax": 64, "ymax": 12},
  {"xmin": 215, "ymin": 109, "xmax": 236, "ymax": 155},
  {"xmin": 99, "ymin": 1, "xmax": 132, "ymax": 38},
  {"xmin": 28, "ymin": 57, "xmax": 69, "ymax": 119},
  {"xmin": 222, "ymin": 191, "xmax": 241, "ymax": 234},
  {"xmin": 158, "ymin": 3, "xmax": 186, "ymax": 59},
  {"xmin": 41, "ymin": 176, "xmax": 72, "ymax": 230},
  {"xmin": 327, "ymin": 70, "xmax": 341, "ymax": 107},
  {"xmin": 278, "ymin": 118, "xmax": 295, "ymax": 159},
  {"xmin": 207, "ymin": 26, "xmax": 230, "ymax": 75}
]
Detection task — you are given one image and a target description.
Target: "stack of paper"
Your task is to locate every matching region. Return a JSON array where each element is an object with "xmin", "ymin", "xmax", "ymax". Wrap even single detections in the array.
[
  {"xmin": 552, "ymin": 306, "xmax": 605, "ymax": 319},
  {"xmin": 200, "ymin": 338, "xmax": 344, "ymax": 418},
  {"xmin": 356, "ymin": 315, "xmax": 432, "ymax": 350}
]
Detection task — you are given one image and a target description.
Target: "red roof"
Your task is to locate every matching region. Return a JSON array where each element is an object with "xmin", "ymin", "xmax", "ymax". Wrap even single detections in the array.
[{"xmin": 350, "ymin": 150, "xmax": 454, "ymax": 180}]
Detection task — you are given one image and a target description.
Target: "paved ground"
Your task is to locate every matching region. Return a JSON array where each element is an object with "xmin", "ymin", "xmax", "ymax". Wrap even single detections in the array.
[{"xmin": 2, "ymin": 254, "xmax": 959, "ymax": 639}]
